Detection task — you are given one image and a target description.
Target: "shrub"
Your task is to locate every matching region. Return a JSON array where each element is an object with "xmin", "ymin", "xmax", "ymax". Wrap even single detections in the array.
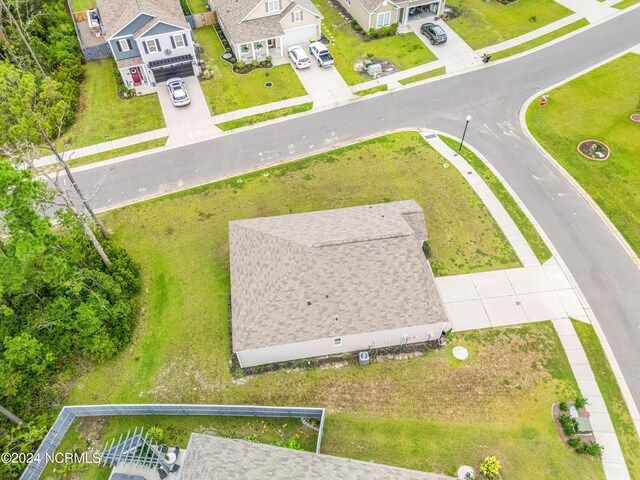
[
  {"xmin": 251, "ymin": 59, "xmax": 260, "ymax": 68},
  {"xmin": 559, "ymin": 400, "xmax": 569, "ymax": 411},
  {"xmin": 479, "ymin": 456, "xmax": 501, "ymax": 479},
  {"xmin": 368, "ymin": 28, "xmax": 376, "ymax": 38},
  {"xmin": 225, "ymin": 47, "xmax": 231, "ymax": 52},
  {"xmin": 577, "ymin": 441, "xmax": 604, "ymax": 458},
  {"xmin": 367, "ymin": 52, "xmax": 374, "ymax": 59},
  {"xmin": 351, "ymin": 19, "xmax": 357, "ymax": 25},
  {"xmin": 567, "ymin": 437, "xmax": 581, "ymax": 448},
  {"xmin": 422, "ymin": 240, "xmax": 432, "ymax": 259},
  {"xmin": 235, "ymin": 61, "xmax": 246, "ymax": 69},
  {"xmin": 266, "ymin": 55, "xmax": 272, "ymax": 62},
  {"xmin": 529, "ymin": 15, "xmax": 537, "ymax": 22},
  {"xmin": 390, "ymin": 22, "xmax": 399, "ymax": 34},
  {"xmin": 559, "ymin": 414, "xmax": 578, "ymax": 436},
  {"xmin": 355, "ymin": 25, "xmax": 362, "ymax": 31},
  {"xmin": 574, "ymin": 396, "xmax": 588, "ymax": 409},
  {"xmin": 147, "ymin": 427, "xmax": 164, "ymax": 444},
  {"xmin": 380, "ymin": 26, "xmax": 390, "ymax": 36},
  {"xmin": 230, "ymin": 58, "xmax": 237, "ymax": 63}
]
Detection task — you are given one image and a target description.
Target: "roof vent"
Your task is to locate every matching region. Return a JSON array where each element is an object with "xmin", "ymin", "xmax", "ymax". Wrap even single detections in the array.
[
  {"xmin": 307, "ymin": 301, "xmax": 312, "ymax": 306},
  {"xmin": 334, "ymin": 316, "xmax": 339, "ymax": 321}
]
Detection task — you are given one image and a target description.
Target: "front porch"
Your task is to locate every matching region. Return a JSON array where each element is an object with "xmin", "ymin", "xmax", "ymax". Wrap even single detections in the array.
[
  {"xmin": 117, "ymin": 60, "xmax": 156, "ymax": 95},
  {"xmin": 236, "ymin": 37, "xmax": 284, "ymax": 62}
]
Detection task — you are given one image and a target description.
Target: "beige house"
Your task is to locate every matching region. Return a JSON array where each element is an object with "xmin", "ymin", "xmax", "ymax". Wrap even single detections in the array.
[
  {"xmin": 210, "ymin": 0, "xmax": 322, "ymax": 61},
  {"xmin": 336, "ymin": 0, "xmax": 446, "ymax": 31},
  {"xmin": 229, "ymin": 201, "xmax": 451, "ymax": 368}
]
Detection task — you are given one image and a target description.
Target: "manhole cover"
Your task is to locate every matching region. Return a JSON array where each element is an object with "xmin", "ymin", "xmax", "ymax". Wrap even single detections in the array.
[
  {"xmin": 222, "ymin": 53, "xmax": 232, "ymax": 59},
  {"xmin": 452, "ymin": 346, "xmax": 469, "ymax": 361},
  {"xmin": 265, "ymin": 82, "xmax": 273, "ymax": 88},
  {"xmin": 457, "ymin": 465, "xmax": 475, "ymax": 479}
]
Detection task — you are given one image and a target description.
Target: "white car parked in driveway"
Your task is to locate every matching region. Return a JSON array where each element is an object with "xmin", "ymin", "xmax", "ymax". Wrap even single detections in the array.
[
  {"xmin": 166, "ymin": 78, "xmax": 191, "ymax": 107},
  {"xmin": 287, "ymin": 45, "xmax": 311, "ymax": 69}
]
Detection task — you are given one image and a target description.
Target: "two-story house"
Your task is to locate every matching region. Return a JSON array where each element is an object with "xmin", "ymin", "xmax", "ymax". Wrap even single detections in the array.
[
  {"xmin": 335, "ymin": 0, "xmax": 446, "ymax": 32},
  {"xmin": 93, "ymin": 0, "xmax": 199, "ymax": 92},
  {"xmin": 210, "ymin": 0, "xmax": 323, "ymax": 62}
]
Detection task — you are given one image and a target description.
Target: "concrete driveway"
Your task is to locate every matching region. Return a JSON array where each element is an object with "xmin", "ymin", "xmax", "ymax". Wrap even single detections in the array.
[
  {"xmin": 288, "ymin": 48, "xmax": 354, "ymax": 108},
  {"xmin": 407, "ymin": 16, "xmax": 480, "ymax": 73},
  {"xmin": 156, "ymin": 76, "xmax": 217, "ymax": 143}
]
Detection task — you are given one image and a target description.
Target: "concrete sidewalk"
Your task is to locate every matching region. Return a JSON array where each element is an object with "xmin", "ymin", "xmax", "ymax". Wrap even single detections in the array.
[
  {"xmin": 554, "ymin": 318, "xmax": 631, "ymax": 480},
  {"xmin": 211, "ymin": 95, "xmax": 312, "ymax": 124},
  {"xmin": 553, "ymin": 0, "xmax": 618, "ymax": 22}
]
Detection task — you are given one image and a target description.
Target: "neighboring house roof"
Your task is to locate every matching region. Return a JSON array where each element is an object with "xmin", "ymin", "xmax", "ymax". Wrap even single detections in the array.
[
  {"xmin": 229, "ymin": 200, "xmax": 449, "ymax": 352},
  {"xmin": 357, "ymin": 0, "xmax": 398, "ymax": 13},
  {"xmin": 116, "ymin": 56, "xmax": 144, "ymax": 68},
  {"xmin": 213, "ymin": 0, "xmax": 322, "ymax": 45},
  {"xmin": 97, "ymin": 0, "xmax": 189, "ymax": 40},
  {"xmin": 180, "ymin": 434, "xmax": 456, "ymax": 480}
]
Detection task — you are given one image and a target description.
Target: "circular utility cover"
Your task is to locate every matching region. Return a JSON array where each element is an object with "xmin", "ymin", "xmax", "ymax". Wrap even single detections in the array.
[
  {"xmin": 452, "ymin": 346, "xmax": 469, "ymax": 361},
  {"xmin": 457, "ymin": 465, "xmax": 475, "ymax": 479},
  {"xmin": 265, "ymin": 82, "xmax": 273, "ymax": 88}
]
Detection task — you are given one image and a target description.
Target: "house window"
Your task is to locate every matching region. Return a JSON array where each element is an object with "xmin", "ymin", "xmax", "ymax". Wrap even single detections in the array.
[
  {"xmin": 118, "ymin": 39, "xmax": 130, "ymax": 52},
  {"xmin": 333, "ymin": 337, "xmax": 342, "ymax": 347},
  {"xmin": 267, "ymin": 38, "xmax": 276, "ymax": 48},
  {"xmin": 267, "ymin": 0, "xmax": 280, "ymax": 12},
  {"xmin": 345, "ymin": 0, "xmax": 350, "ymax": 4},
  {"xmin": 172, "ymin": 34, "xmax": 185, "ymax": 48},
  {"xmin": 376, "ymin": 11, "xmax": 391, "ymax": 28},
  {"xmin": 145, "ymin": 39, "xmax": 159, "ymax": 53},
  {"xmin": 292, "ymin": 10, "xmax": 302, "ymax": 22}
]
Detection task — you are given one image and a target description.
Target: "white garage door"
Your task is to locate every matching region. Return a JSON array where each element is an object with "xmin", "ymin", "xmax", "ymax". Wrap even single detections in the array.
[{"xmin": 282, "ymin": 25, "xmax": 317, "ymax": 46}]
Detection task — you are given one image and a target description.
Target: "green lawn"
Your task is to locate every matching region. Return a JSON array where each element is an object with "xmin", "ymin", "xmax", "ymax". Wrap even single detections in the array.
[
  {"xmin": 70, "ymin": 0, "xmax": 95, "ymax": 11},
  {"xmin": 614, "ymin": 0, "xmax": 640, "ymax": 8},
  {"xmin": 445, "ymin": 0, "xmax": 573, "ymax": 50},
  {"xmin": 572, "ymin": 320, "xmax": 640, "ymax": 479},
  {"xmin": 354, "ymin": 85, "xmax": 388, "ymax": 96},
  {"xmin": 399, "ymin": 66, "xmax": 447, "ymax": 85},
  {"xmin": 60, "ymin": 61, "xmax": 165, "ymax": 150},
  {"xmin": 312, "ymin": 0, "xmax": 436, "ymax": 85},
  {"xmin": 440, "ymin": 135, "xmax": 552, "ymax": 263},
  {"xmin": 187, "ymin": 0, "xmax": 209, "ymax": 13},
  {"xmin": 63, "ymin": 138, "xmax": 168, "ymax": 168},
  {"xmin": 491, "ymin": 18, "xmax": 589, "ymax": 61},
  {"xmin": 194, "ymin": 27, "xmax": 307, "ymax": 114},
  {"xmin": 526, "ymin": 53, "xmax": 640, "ymax": 255},
  {"xmin": 216, "ymin": 103, "xmax": 313, "ymax": 130}
]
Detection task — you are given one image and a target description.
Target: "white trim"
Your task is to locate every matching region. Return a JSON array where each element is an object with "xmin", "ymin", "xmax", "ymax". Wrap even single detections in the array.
[
  {"xmin": 136, "ymin": 20, "xmax": 189, "ymax": 39},
  {"xmin": 266, "ymin": 0, "xmax": 281, "ymax": 12},
  {"xmin": 172, "ymin": 33, "xmax": 186, "ymax": 47},
  {"xmin": 370, "ymin": 0, "xmax": 399, "ymax": 14},
  {"xmin": 376, "ymin": 10, "xmax": 391, "ymax": 27},
  {"xmin": 118, "ymin": 38, "xmax": 131, "ymax": 51},
  {"xmin": 108, "ymin": 12, "xmax": 155, "ymax": 41},
  {"xmin": 144, "ymin": 38, "xmax": 159, "ymax": 53},
  {"xmin": 292, "ymin": 10, "xmax": 302, "ymax": 22}
]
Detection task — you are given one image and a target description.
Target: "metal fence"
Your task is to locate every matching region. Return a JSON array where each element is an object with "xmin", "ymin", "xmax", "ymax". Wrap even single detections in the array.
[{"xmin": 20, "ymin": 404, "xmax": 326, "ymax": 480}]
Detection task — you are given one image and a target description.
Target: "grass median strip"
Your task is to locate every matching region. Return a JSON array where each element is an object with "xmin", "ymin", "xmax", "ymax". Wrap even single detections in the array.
[
  {"xmin": 440, "ymin": 135, "xmax": 552, "ymax": 263},
  {"xmin": 613, "ymin": 0, "xmax": 640, "ymax": 8},
  {"xmin": 399, "ymin": 67, "xmax": 447, "ymax": 86},
  {"xmin": 63, "ymin": 138, "xmax": 168, "ymax": 168},
  {"xmin": 216, "ymin": 103, "xmax": 313, "ymax": 130},
  {"xmin": 572, "ymin": 319, "xmax": 640, "ymax": 479},
  {"xmin": 354, "ymin": 85, "xmax": 388, "ymax": 96},
  {"xmin": 491, "ymin": 18, "xmax": 589, "ymax": 61}
]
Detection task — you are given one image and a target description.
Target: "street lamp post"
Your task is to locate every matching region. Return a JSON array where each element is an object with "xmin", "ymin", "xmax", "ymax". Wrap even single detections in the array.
[{"xmin": 458, "ymin": 115, "xmax": 472, "ymax": 151}]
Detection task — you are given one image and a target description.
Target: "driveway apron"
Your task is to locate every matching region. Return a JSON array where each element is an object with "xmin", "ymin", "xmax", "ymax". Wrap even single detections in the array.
[
  {"xmin": 289, "ymin": 52, "xmax": 355, "ymax": 108},
  {"xmin": 407, "ymin": 16, "xmax": 479, "ymax": 72}
]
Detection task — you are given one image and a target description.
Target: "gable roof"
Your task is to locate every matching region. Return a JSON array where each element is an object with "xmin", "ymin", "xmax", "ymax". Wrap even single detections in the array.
[
  {"xmin": 358, "ymin": 0, "xmax": 395, "ymax": 13},
  {"xmin": 97, "ymin": 0, "xmax": 189, "ymax": 40},
  {"xmin": 229, "ymin": 201, "xmax": 449, "ymax": 352},
  {"xmin": 213, "ymin": 0, "xmax": 321, "ymax": 44},
  {"xmin": 180, "ymin": 434, "xmax": 456, "ymax": 480}
]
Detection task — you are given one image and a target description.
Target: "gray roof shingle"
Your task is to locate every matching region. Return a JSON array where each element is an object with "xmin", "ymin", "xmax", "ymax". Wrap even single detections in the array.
[
  {"xmin": 97, "ymin": 0, "xmax": 189, "ymax": 40},
  {"xmin": 179, "ymin": 434, "xmax": 456, "ymax": 480},
  {"xmin": 229, "ymin": 201, "xmax": 449, "ymax": 352},
  {"xmin": 213, "ymin": 0, "xmax": 321, "ymax": 45}
]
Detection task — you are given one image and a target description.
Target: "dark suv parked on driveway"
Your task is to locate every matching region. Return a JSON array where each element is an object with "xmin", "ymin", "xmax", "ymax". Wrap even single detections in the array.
[{"xmin": 420, "ymin": 23, "xmax": 447, "ymax": 45}]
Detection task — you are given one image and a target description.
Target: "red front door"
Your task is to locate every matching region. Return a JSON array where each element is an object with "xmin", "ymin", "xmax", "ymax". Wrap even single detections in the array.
[{"xmin": 130, "ymin": 67, "xmax": 142, "ymax": 84}]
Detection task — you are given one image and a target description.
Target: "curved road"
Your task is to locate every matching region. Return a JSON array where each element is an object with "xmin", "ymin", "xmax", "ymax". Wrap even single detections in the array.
[{"xmin": 73, "ymin": 10, "xmax": 640, "ymax": 406}]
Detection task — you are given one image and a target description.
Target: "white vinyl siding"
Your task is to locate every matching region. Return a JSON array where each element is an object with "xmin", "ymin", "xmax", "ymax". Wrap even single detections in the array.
[{"xmin": 376, "ymin": 11, "xmax": 391, "ymax": 27}]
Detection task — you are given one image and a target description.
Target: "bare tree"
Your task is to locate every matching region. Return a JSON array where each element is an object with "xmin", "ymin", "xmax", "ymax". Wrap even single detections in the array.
[
  {"xmin": 0, "ymin": 405, "xmax": 26, "ymax": 427},
  {"xmin": 0, "ymin": 0, "xmax": 44, "ymax": 76}
]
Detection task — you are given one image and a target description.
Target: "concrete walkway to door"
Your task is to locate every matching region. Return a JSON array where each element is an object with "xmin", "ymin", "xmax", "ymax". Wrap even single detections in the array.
[{"xmin": 156, "ymin": 76, "xmax": 221, "ymax": 144}]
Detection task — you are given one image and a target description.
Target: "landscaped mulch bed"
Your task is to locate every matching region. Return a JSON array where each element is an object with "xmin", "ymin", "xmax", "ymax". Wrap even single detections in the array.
[
  {"xmin": 326, "ymin": 0, "xmax": 398, "ymax": 40},
  {"xmin": 577, "ymin": 139, "xmax": 610, "ymax": 161},
  {"xmin": 552, "ymin": 403, "xmax": 596, "ymax": 449}
]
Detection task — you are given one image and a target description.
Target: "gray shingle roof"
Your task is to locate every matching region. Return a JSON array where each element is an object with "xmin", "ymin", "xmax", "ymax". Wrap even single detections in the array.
[
  {"xmin": 97, "ymin": 0, "xmax": 189, "ymax": 40},
  {"xmin": 213, "ymin": 0, "xmax": 321, "ymax": 45},
  {"xmin": 179, "ymin": 434, "xmax": 456, "ymax": 480},
  {"xmin": 229, "ymin": 201, "xmax": 449, "ymax": 352}
]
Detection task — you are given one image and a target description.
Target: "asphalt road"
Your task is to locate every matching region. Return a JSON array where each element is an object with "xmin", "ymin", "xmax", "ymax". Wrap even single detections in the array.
[{"xmin": 71, "ymin": 10, "xmax": 640, "ymax": 406}]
